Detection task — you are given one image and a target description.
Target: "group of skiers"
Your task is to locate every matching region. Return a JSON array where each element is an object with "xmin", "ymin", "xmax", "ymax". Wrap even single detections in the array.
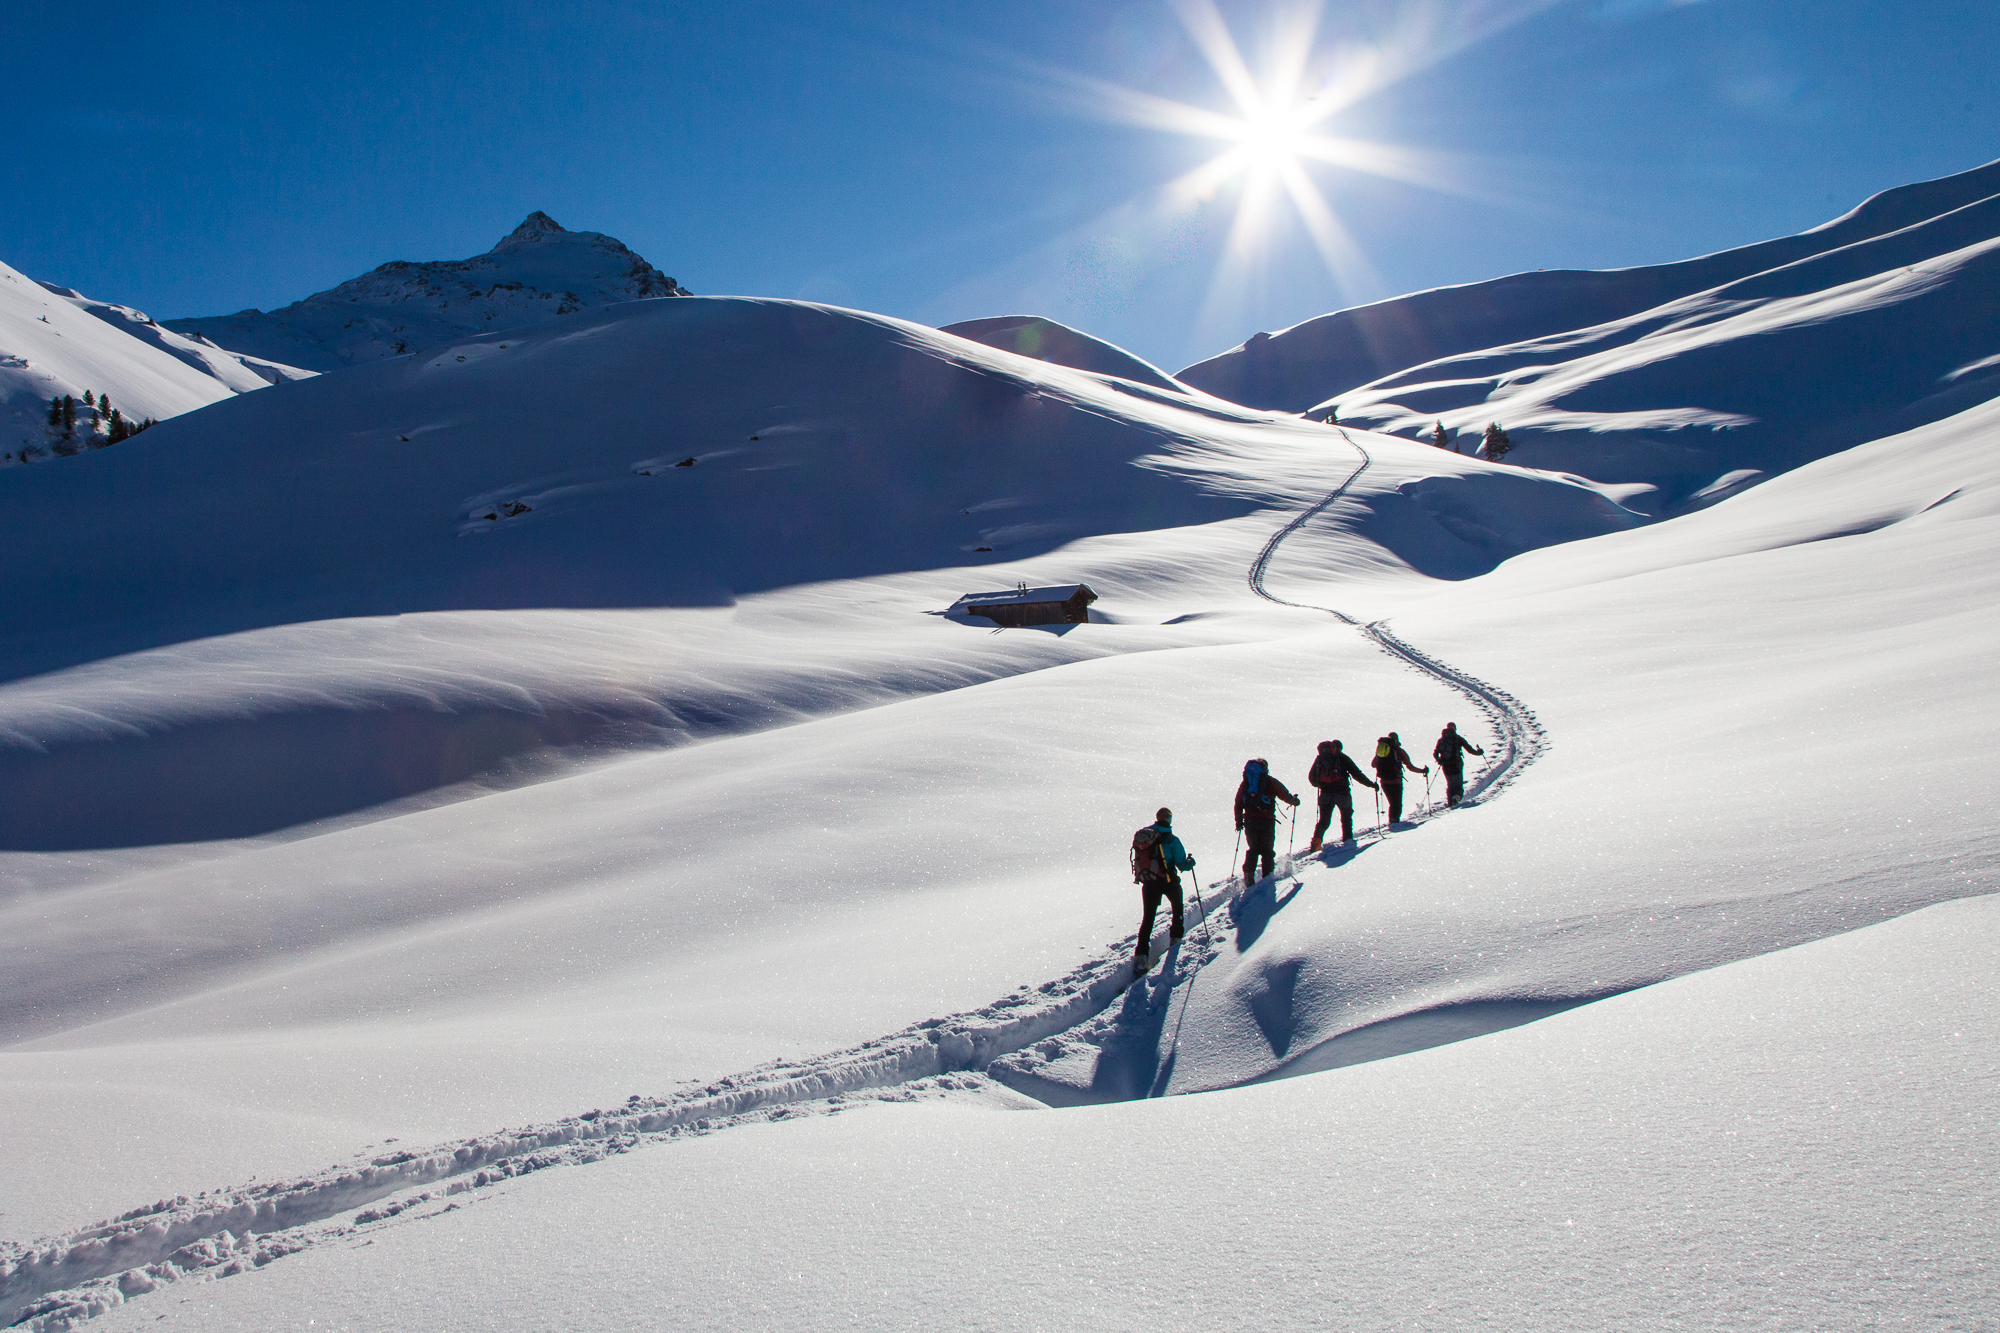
[{"xmin": 1127, "ymin": 723, "xmax": 1486, "ymax": 973}]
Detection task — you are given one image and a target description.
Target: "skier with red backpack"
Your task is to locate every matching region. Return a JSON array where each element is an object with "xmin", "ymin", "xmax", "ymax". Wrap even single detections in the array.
[
  {"xmin": 1234, "ymin": 758, "xmax": 1301, "ymax": 886},
  {"xmin": 1306, "ymin": 740, "xmax": 1377, "ymax": 850},
  {"xmin": 1130, "ymin": 807, "xmax": 1197, "ymax": 975}
]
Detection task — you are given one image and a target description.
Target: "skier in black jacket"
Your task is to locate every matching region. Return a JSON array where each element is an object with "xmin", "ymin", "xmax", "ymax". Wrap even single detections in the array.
[
  {"xmin": 1432, "ymin": 723, "xmax": 1485, "ymax": 808},
  {"xmin": 1306, "ymin": 739, "xmax": 1376, "ymax": 850},
  {"xmin": 1234, "ymin": 758, "xmax": 1300, "ymax": 886},
  {"xmin": 1369, "ymin": 733, "xmax": 1428, "ymax": 825}
]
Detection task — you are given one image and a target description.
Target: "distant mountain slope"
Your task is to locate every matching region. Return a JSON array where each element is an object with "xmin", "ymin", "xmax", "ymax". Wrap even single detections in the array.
[
  {"xmin": 940, "ymin": 315, "xmax": 1189, "ymax": 392},
  {"xmin": 164, "ymin": 213, "xmax": 687, "ymax": 372},
  {"xmin": 1178, "ymin": 157, "xmax": 2000, "ymax": 411},
  {"xmin": 1330, "ymin": 193, "xmax": 2000, "ymax": 508},
  {"xmin": 0, "ymin": 262, "xmax": 312, "ymax": 464}
]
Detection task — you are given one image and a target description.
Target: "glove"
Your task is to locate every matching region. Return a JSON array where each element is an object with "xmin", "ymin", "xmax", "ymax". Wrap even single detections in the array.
[{"xmin": 1185, "ymin": 856, "xmax": 1196, "ymax": 868}]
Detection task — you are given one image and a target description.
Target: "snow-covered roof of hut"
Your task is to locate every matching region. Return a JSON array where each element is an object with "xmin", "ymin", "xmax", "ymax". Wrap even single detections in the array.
[{"xmin": 949, "ymin": 583, "xmax": 1097, "ymax": 611}]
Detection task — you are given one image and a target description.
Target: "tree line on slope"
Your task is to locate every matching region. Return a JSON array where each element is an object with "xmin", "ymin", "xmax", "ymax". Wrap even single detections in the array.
[{"xmin": 9, "ymin": 391, "xmax": 157, "ymax": 464}]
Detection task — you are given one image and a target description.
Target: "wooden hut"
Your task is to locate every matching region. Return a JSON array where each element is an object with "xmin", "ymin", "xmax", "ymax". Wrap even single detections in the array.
[{"xmin": 949, "ymin": 583, "xmax": 1098, "ymax": 627}]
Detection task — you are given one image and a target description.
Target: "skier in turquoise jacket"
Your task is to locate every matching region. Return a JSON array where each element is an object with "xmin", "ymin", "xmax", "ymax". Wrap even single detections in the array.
[{"xmin": 1132, "ymin": 807, "xmax": 1196, "ymax": 972}]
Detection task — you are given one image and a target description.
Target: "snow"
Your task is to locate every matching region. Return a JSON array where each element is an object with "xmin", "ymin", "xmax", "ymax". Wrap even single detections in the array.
[
  {"xmin": 74, "ymin": 893, "xmax": 2000, "ymax": 1333},
  {"xmin": 941, "ymin": 314, "xmax": 1191, "ymax": 392},
  {"xmin": 0, "ymin": 264, "xmax": 310, "ymax": 465},
  {"xmin": 162, "ymin": 212, "xmax": 687, "ymax": 372},
  {"xmin": 1178, "ymin": 157, "xmax": 2000, "ymax": 510},
  {"xmin": 4, "ymin": 170, "xmax": 1999, "ymax": 1331}
]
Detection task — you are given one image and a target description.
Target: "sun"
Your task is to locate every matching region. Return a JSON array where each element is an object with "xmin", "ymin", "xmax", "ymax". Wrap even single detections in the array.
[
  {"xmin": 1020, "ymin": 0, "xmax": 1503, "ymax": 311},
  {"xmin": 1233, "ymin": 106, "xmax": 1312, "ymax": 172}
]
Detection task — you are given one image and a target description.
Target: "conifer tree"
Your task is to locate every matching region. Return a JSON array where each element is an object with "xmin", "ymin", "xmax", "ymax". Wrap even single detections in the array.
[
  {"xmin": 83, "ymin": 390, "xmax": 95, "ymax": 407},
  {"xmin": 1481, "ymin": 422, "xmax": 1513, "ymax": 463},
  {"xmin": 1431, "ymin": 420, "xmax": 1451, "ymax": 450},
  {"xmin": 62, "ymin": 395, "xmax": 77, "ymax": 434},
  {"xmin": 47, "ymin": 396, "xmax": 62, "ymax": 428}
]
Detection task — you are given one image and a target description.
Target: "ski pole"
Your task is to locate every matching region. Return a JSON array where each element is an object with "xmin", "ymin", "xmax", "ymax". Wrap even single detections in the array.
[
  {"xmin": 1373, "ymin": 784, "xmax": 1383, "ymax": 836},
  {"xmin": 1231, "ymin": 827, "xmax": 1242, "ymax": 888},
  {"xmin": 1424, "ymin": 768, "xmax": 1433, "ymax": 815},
  {"xmin": 1189, "ymin": 870, "xmax": 1212, "ymax": 948},
  {"xmin": 1286, "ymin": 803, "xmax": 1298, "ymax": 860}
]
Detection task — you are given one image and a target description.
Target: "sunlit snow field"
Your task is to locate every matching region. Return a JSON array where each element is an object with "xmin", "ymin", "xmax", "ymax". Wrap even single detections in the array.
[{"xmin": 5, "ymin": 171, "xmax": 1999, "ymax": 1331}]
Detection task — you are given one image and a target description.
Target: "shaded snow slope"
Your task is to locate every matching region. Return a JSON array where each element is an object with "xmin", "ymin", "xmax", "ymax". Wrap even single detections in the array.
[
  {"xmin": 0, "ymin": 295, "xmax": 1638, "ymax": 844},
  {"xmin": 164, "ymin": 213, "xmax": 686, "ymax": 371},
  {"xmin": 0, "ymin": 263, "xmax": 309, "ymax": 465},
  {"xmin": 939, "ymin": 314, "xmax": 1189, "ymax": 392},
  {"xmin": 1179, "ymin": 156, "xmax": 2000, "ymax": 411}
]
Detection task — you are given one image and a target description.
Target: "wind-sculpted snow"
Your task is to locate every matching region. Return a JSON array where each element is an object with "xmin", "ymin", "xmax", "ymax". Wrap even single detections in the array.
[
  {"xmin": 1178, "ymin": 157, "xmax": 2000, "ymax": 411},
  {"xmin": 1181, "ymin": 158, "xmax": 2000, "ymax": 510}
]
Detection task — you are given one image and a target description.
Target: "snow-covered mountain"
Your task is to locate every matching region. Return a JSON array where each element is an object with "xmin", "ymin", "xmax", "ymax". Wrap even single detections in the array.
[
  {"xmin": 939, "ymin": 314, "xmax": 1190, "ymax": 392},
  {"xmin": 3, "ymin": 172, "xmax": 1996, "ymax": 1332},
  {"xmin": 164, "ymin": 212, "xmax": 688, "ymax": 371},
  {"xmin": 0, "ymin": 263, "xmax": 312, "ymax": 465},
  {"xmin": 1179, "ymin": 158, "xmax": 2000, "ymax": 510}
]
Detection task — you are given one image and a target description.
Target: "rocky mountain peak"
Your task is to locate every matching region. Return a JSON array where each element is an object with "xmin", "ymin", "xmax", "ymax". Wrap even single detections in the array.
[{"xmin": 496, "ymin": 211, "xmax": 568, "ymax": 251}]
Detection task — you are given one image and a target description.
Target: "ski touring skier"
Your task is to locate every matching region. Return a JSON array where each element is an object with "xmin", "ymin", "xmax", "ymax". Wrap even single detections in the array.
[
  {"xmin": 1234, "ymin": 759, "xmax": 1300, "ymax": 887},
  {"xmin": 1306, "ymin": 740, "xmax": 1377, "ymax": 851},
  {"xmin": 1432, "ymin": 723, "xmax": 1486, "ymax": 808},
  {"xmin": 1130, "ymin": 807, "xmax": 1196, "ymax": 975},
  {"xmin": 1370, "ymin": 733, "xmax": 1428, "ymax": 825}
]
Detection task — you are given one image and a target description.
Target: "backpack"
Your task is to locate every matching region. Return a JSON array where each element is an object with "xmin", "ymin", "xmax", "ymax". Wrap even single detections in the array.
[
  {"xmin": 1131, "ymin": 825, "xmax": 1172, "ymax": 883},
  {"xmin": 1241, "ymin": 759, "xmax": 1275, "ymax": 814},
  {"xmin": 1375, "ymin": 738, "xmax": 1393, "ymax": 761}
]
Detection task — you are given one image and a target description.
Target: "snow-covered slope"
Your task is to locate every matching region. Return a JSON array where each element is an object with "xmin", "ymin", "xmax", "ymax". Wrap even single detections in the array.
[
  {"xmin": 1179, "ymin": 157, "xmax": 2000, "ymax": 411},
  {"xmin": 939, "ymin": 314, "xmax": 1190, "ymax": 392},
  {"xmin": 0, "ymin": 264, "xmax": 311, "ymax": 464},
  {"xmin": 163, "ymin": 213, "xmax": 687, "ymax": 371},
  {"xmin": 1179, "ymin": 158, "xmax": 2000, "ymax": 510},
  {"xmin": 4, "ymin": 204, "xmax": 1996, "ymax": 1331}
]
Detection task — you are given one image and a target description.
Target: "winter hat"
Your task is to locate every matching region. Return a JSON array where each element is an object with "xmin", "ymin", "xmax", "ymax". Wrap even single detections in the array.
[{"xmin": 1156, "ymin": 807, "xmax": 1173, "ymax": 824}]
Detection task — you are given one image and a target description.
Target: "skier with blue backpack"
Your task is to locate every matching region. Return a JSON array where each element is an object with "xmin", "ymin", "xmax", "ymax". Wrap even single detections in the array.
[
  {"xmin": 1130, "ymin": 807, "xmax": 1197, "ymax": 975},
  {"xmin": 1234, "ymin": 759, "xmax": 1301, "ymax": 886}
]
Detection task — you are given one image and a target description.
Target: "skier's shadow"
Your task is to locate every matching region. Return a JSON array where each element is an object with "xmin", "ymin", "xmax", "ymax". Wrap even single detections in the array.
[
  {"xmin": 1080, "ymin": 942, "xmax": 1186, "ymax": 1101},
  {"xmin": 1229, "ymin": 879, "xmax": 1301, "ymax": 950}
]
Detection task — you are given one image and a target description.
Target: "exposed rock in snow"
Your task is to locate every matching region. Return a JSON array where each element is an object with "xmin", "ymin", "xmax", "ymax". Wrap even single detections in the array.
[{"xmin": 163, "ymin": 212, "xmax": 688, "ymax": 371}]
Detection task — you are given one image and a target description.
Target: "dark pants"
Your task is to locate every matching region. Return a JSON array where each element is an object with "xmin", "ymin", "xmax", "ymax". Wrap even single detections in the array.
[
  {"xmin": 1242, "ymin": 818, "xmax": 1277, "ymax": 884},
  {"xmin": 1383, "ymin": 782, "xmax": 1405, "ymax": 823},
  {"xmin": 1313, "ymin": 790, "xmax": 1354, "ymax": 843},
  {"xmin": 1137, "ymin": 877, "xmax": 1184, "ymax": 954},
  {"xmin": 1442, "ymin": 765, "xmax": 1465, "ymax": 806}
]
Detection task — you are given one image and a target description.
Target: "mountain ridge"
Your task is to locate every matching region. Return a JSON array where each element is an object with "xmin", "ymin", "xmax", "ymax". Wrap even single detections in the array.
[{"xmin": 164, "ymin": 212, "xmax": 689, "ymax": 372}]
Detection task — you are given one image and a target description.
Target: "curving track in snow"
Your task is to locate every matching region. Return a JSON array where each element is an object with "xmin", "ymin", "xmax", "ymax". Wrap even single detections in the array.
[
  {"xmin": 3, "ymin": 439, "xmax": 1550, "ymax": 1330},
  {"xmin": 1248, "ymin": 428, "xmax": 1547, "ymax": 807}
]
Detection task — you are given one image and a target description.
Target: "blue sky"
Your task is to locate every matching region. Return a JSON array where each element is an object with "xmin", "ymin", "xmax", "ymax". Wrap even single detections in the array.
[{"xmin": 3, "ymin": 0, "xmax": 1995, "ymax": 372}]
